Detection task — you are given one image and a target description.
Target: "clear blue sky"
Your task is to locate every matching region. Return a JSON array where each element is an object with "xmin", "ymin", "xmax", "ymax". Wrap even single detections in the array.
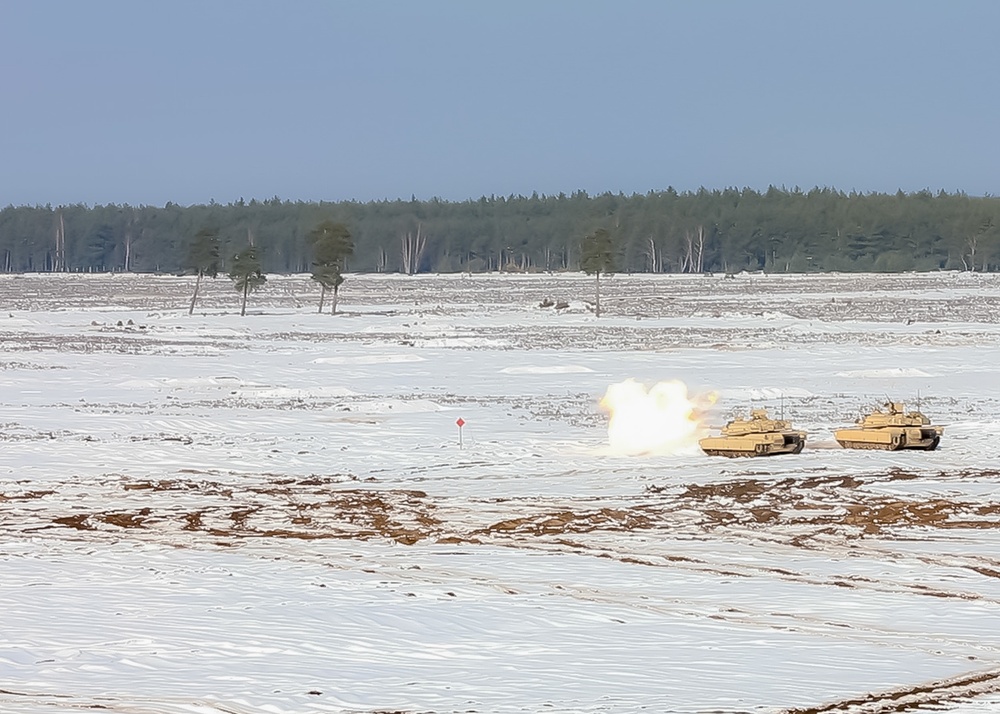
[{"xmin": 2, "ymin": 0, "xmax": 998, "ymax": 207}]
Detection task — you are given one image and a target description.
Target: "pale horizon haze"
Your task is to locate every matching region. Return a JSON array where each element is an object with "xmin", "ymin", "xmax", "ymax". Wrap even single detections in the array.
[{"xmin": 2, "ymin": 0, "xmax": 998, "ymax": 207}]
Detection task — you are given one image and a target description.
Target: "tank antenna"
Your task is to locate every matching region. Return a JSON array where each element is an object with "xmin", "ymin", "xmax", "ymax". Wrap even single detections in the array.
[{"xmin": 780, "ymin": 392, "xmax": 784, "ymax": 420}]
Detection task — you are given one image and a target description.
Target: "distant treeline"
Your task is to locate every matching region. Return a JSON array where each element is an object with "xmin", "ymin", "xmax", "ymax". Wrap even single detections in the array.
[{"xmin": 1, "ymin": 187, "xmax": 998, "ymax": 275}]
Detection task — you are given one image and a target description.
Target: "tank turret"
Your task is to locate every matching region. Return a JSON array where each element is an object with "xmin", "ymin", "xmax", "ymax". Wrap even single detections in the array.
[
  {"xmin": 700, "ymin": 408, "xmax": 806, "ymax": 457},
  {"xmin": 835, "ymin": 401, "xmax": 942, "ymax": 451}
]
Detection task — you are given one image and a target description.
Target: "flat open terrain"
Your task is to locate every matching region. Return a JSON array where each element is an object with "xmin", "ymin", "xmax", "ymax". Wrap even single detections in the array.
[{"xmin": 3, "ymin": 271, "xmax": 1000, "ymax": 714}]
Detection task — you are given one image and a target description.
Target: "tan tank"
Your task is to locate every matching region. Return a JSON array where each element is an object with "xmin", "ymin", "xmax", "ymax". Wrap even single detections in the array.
[
  {"xmin": 835, "ymin": 401, "xmax": 943, "ymax": 451},
  {"xmin": 699, "ymin": 408, "xmax": 807, "ymax": 457}
]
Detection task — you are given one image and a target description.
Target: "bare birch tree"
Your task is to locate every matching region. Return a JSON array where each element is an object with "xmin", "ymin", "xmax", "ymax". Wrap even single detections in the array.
[
  {"xmin": 401, "ymin": 223, "xmax": 427, "ymax": 275},
  {"xmin": 53, "ymin": 211, "xmax": 66, "ymax": 272},
  {"xmin": 681, "ymin": 226, "xmax": 706, "ymax": 273},
  {"xmin": 645, "ymin": 235, "xmax": 659, "ymax": 273},
  {"xmin": 123, "ymin": 208, "xmax": 136, "ymax": 272},
  {"xmin": 695, "ymin": 225, "xmax": 705, "ymax": 272}
]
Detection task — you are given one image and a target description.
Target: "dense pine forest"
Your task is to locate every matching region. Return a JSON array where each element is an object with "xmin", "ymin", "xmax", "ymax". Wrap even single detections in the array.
[{"xmin": 1, "ymin": 187, "xmax": 998, "ymax": 275}]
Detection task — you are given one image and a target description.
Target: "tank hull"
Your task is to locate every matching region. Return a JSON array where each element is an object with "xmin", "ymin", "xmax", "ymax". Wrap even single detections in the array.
[{"xmin": 834, "ymin": 426, "xmax": 942, "ymax": 451}]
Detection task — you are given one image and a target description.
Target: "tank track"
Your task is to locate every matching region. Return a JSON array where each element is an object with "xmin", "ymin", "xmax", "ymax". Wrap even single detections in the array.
[
  {"xmin": 837, "ymin": 440, "xmax": 897, "ymax": 451},
  {"xmin": 701, "ymin": 447, "xmax": 802, "ymax": 458},
  {"xmin": 838, "ymin": 437, "xmax": 940, "ymax": 451},
  {"xmin": 701, "ymin": 449, "xmax": 757, "ymax": 458}
]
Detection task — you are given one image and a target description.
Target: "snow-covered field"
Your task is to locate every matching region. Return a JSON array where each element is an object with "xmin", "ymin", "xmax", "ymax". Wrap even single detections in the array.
[{"xmin": 3, "ymin": 270, "xmax": 1000, "ymax": 714}]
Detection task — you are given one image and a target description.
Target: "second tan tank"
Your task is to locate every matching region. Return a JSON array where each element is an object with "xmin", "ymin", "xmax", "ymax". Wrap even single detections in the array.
[
  {"xmin": 699, "ymin": 408, "xmax": 807, "ymax": 457},
  {"xmin": 835, "ymin": 401, "xmax": 943, "ymax": 451}
]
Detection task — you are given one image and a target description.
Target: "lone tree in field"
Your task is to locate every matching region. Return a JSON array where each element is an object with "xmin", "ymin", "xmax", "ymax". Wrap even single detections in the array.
[
  {"xmin": 228, "ymin": 246, "xmax": 267, "ymax": 316},
  {"xmin": 185, "ymin": 227, "xmax": 220, "ymax": 315},
  {"xmin": 308, "ymin": 220, "xmax": 354, "ymax": 314},
  {"xmin": 580, "ymin": 227, "xmax": 616, "ymax": 317}
]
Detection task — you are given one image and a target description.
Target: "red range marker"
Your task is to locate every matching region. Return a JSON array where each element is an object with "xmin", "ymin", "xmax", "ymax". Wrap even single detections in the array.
[{"xmin": 456, "ymin": 418, "xmax": 466, "ymax": 427}]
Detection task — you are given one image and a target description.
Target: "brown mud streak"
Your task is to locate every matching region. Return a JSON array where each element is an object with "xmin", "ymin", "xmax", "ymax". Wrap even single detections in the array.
[
  {"xmin": 45, "ymin": 487, "xmax": 444, "ymax": 546},
  {"xmin": 478, "ymin": 507, "xmax": 653, "ymax": 538},
  {"xmin": 96, "ymin": 509, "xmax": 152, "ymax": 529},
  {"xmin": 0, "ymin": 490, "xmax": 55, "ymax": 500},
  {"xmin": 31, "ymin": 467, "xmax": 1000, "ymax": 549},
  {"xmin": 784, "ymin": 666, "xmax": 1000, "ymax": 713},
  {"xmin": 52, "ymin": 514, "xmax": 94, "ymax": 530},
  {"xmin": 658, "ymin": 470, "xmax": 1000, "ymax": 538}
]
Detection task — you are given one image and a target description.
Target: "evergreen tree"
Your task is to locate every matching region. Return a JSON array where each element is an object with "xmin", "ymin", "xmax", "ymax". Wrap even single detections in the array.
[
  {"xmin": 2, "ymin": 189, "xmax": 1000, "ymax": 275},
  {"xmin": 228, "ymin": 246, "xmax": 266, "ymax": 316},
  {"xmin": 185, "ymin": 227, "xmax": 220, "ymax": 315},
  {"xmin": 580, "ymin": 227, "xmax": 616, "ymax": 317},
  {"xmin": 308, "ymin": 220, "xmax": 354, "ymax": 314}
]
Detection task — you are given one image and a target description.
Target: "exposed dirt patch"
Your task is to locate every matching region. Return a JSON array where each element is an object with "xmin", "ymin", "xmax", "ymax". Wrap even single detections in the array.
[
  {"xmin": 0, "ymin": 490, "xmax": 54, "ymax": 501},
  {"xmin": 654, "ymin": 469, "xmax": 1000, "ymax": 539},
  {"xmin": 477, "ymin": 506, "xmax": 654, "ymax": 537},
  {"xmin": 14, "ymin": 467, "xmax": 1000, "ymax": 555},
  {"xmin": 785, "ymin": 666, "xmax": 1000, "ymax": 713},
  {"xmin": 31, "ymin": 480, "xmax": 444, "ymax": 546}
]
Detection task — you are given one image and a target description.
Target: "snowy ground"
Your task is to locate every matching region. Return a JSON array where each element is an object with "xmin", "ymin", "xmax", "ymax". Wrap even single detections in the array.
[{"xmin": 2, "ymin": 271, "xmax": 1000, "ymax": 714}]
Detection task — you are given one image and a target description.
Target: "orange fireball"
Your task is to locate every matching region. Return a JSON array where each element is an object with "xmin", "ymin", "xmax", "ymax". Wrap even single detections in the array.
[{"xmin": 599, "ymin": 379, "xmax": 714, "ymax": 455}]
